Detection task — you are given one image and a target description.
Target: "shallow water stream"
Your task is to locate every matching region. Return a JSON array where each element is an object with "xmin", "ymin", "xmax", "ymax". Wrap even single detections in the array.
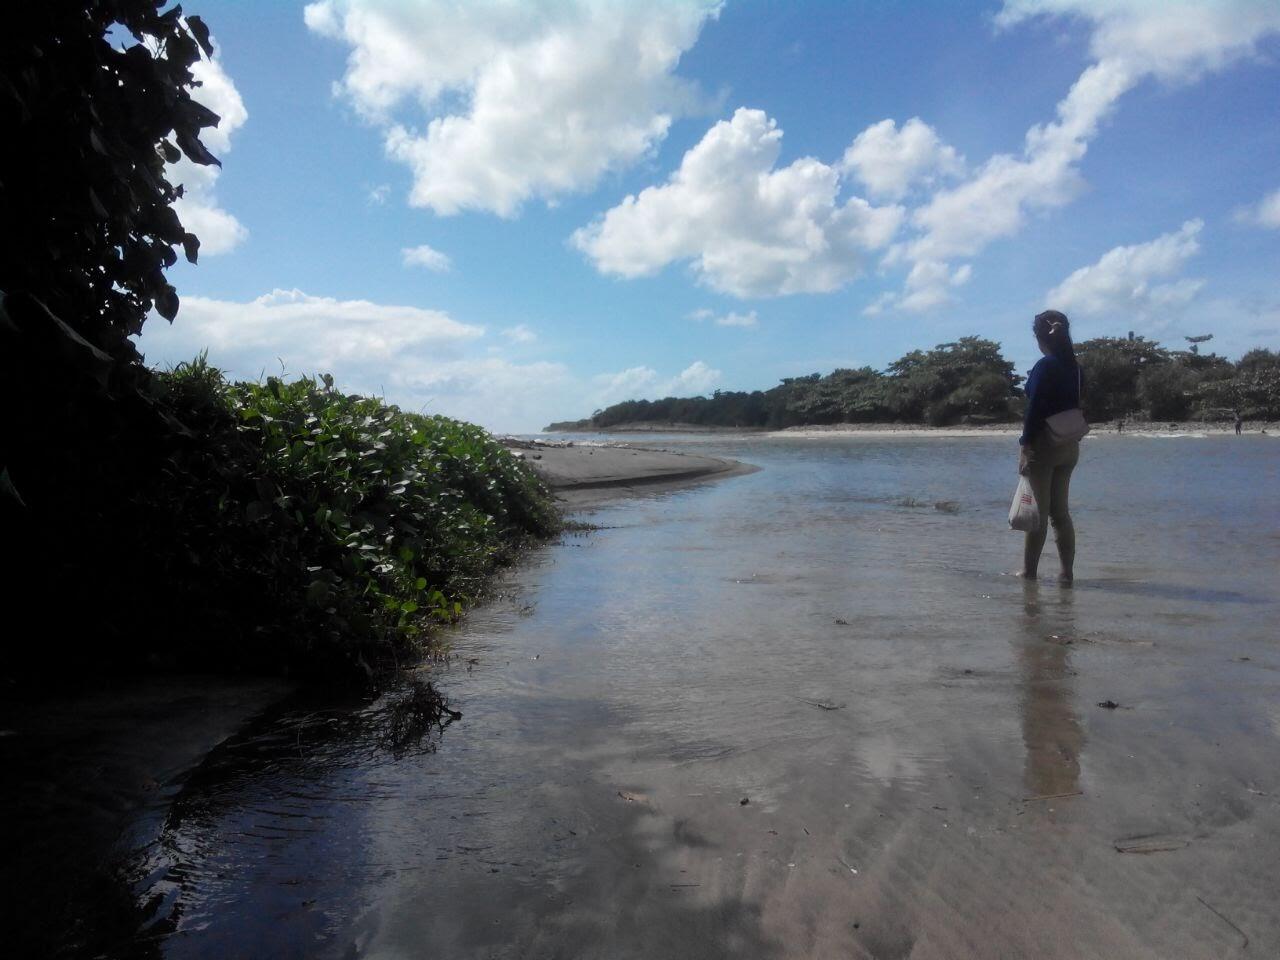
[{"xmin": 80, "ymin": 435, "xmax": 1280, "ymax": 957}]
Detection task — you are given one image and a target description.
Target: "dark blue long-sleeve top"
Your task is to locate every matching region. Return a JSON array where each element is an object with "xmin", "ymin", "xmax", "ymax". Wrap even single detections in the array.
[{"xmin": 1020, "ymin": 354, "xmax": 1082, "ymax": 446}]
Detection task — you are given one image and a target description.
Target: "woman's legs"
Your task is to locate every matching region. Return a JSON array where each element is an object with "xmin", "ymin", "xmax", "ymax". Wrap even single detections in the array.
[
  {"xmin": 1048, "ymin": 459, "xmax": 1076, "ymax": 581},
  {"xmin": 1022, "ymin": 442, "xmax": 1078, "ymax": 580}
]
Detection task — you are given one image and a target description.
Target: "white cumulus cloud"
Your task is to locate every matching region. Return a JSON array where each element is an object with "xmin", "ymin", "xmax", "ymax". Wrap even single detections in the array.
[
  {"xmin": 841, "ymin": 117, "xmax": 963, "ymax": 200},
  {"xmin": 908, "ymin": 58, "xmax": 1133, "ymax": 264},
  {"xmin": 713, "ymin": 310, "xmax": 758, "ymax": 328},
  {"xmin": 170, "ymin": 42, "xmax": 249, "ymax": 256},
  {"xmin": 391, "ymin": 357, "xmax": 573, "ymax": 430},
  {"xmin": 1047, "ymin": 219, "xmax": 1204, "ymax": 318},
  {"xmin": 666, "ymin": 359, "xmax": 721, "ymax": 394},
  {"xmin": 870, "ymin": 1, "xmax": 1280, "ymax": 314},
  {"xmin": 574, "ymin": 108, "xmax": 904, "ymax": 297},
  {"xmin": 576, "ymin": 4, "xmax": 1279, "ymax": 310},
  {"xmin": 1236, "ymin": 187, "xmax": 1280, "ymax": 229},
  {"xmin": 865, "ymin": 261, "xmax": 972, "ymax": 315},
  {"xmin": 689, "ymin": 308, "xmax": 759, "ymax": 327},
  {"xmin": 592, "ymin": 366, "xmax": 663, "ymax": 407},
  {"xmin": 996, "ymin": 0, "xmax": 1280, "ymax": 82},
  {"xmin": 591, "ymin": 359, "xmax": 721, "ymax": 406},
  {"xmin": 401, "ymin": 243, "xmax": 452, "ymax": 272},
  {"xmin": 139, "ymin": 288, "xmax": 482, "ymax": 376},
  {"xmin": 899, "ymin": 261, "xmax": 974, "ymax": 313},
  {"xmin": 134, "ymin": 289, "xmax": 588, "ymax": 431},
  {"xmin": 305, "ymin": 0, "xmax": 719, "ymax": 217},
  {"xmin": 136, "ymin": 288, "xmax": 735, "ymax": 431},
  {"xmin": 501, "ymin": 324, "xmax": 537, "ymax": 343}
]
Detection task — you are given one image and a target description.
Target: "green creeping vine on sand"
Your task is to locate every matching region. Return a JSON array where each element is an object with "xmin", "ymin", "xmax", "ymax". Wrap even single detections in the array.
[{"xmin": 145, "ymin": 356, "xmax": 561, "ymax": 678}]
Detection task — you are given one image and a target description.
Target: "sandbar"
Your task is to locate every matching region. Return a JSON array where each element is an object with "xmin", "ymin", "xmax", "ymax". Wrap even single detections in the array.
[{"xmin": 504, "ymin": 438, "xmax": 756, "ymax": 506}]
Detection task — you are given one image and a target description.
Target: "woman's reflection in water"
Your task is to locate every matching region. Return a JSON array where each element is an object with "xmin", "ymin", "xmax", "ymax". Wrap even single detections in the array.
[{"xmin": 1019, "ymin": 582, "xmax": 1084, "ymax": 798}]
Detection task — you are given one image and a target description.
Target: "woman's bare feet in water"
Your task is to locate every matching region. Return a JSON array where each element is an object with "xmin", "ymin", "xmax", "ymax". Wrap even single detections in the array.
[{"xmin": 1015, "ymin": 570, "xmax": 1037, "ymax": 580}]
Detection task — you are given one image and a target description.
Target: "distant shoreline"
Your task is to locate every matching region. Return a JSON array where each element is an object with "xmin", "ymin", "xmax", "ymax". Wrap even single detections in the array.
[
  {"xmin": 543, "ymin": 420, "xmax": 764, "ymax": 434},
  {"xmin": 544, "ymin": 420, "xmax": 1277, "ymax": 438}
]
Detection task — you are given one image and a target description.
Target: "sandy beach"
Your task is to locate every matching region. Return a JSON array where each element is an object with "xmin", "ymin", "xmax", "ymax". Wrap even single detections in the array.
[
  {"xmin": 549, "ymin": 420, "xmax": 1279, "ymax": 441},
  {"xmin": 769, "ymin": 421, "xmax": 1278, "ymax": 439},
  {"xmin": 504, "ymin": 438, "xmax": 755, "ymax": 505}
]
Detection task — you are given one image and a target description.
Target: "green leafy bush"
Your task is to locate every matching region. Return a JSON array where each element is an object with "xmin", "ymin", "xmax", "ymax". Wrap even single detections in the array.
[
  {"xmin": 2, "ymin": 352, "xmax": 557, "ymax": 681},
  {"xmin": 1137, "ymin": 362, "xmax": 1199, "ymax": 421},
  {"xmin": 148, "ymin": 359, "xmax": 558, "ymax": 675},
  {"xmin": 1196, "ymin": 349, "xmax": 1280, "ymax": 420}
]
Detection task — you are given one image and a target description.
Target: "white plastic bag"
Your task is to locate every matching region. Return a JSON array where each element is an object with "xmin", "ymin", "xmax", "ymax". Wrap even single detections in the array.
[{"xmin": 1008, "ymin": 475, "xmax": 1040, "ymax": 532}]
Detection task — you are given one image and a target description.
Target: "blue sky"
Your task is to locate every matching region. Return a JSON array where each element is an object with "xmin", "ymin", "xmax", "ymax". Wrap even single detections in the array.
[{"xmin": 137, "ymin": 0, "xmax": 1280, "ymax": 431}]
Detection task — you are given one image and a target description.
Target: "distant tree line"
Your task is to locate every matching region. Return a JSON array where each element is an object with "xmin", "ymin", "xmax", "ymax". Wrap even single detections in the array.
[
  {"xmin": 1076, "ymin": 338, "xmax": 1278, "ymax": 422},
  {"xmin": 548, "ymin": 336, "xmax": 1280, "ymax": 431}
]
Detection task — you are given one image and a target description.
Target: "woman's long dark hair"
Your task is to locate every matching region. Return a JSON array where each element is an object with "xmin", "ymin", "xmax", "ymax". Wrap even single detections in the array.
[{"xmin": 1034, "ymin": 309, "xmax": 1077, "ymax": 365}]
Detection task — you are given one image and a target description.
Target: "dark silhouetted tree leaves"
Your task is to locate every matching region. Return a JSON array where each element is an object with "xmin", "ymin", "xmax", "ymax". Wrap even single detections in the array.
[
  {"xmin": 1, "ymin": 5, "xmax": 234, "ymax": 672},
  {"xmin": 155, "ymin": 283, "xmax": 179, "ymax": 321},
  {"xmin": 1, "ymin": 1, "xmax": 225, "ymax": 361},
  {"xmin": 186, "ymin": 15, "xmax": 214, "ymax": 57}
]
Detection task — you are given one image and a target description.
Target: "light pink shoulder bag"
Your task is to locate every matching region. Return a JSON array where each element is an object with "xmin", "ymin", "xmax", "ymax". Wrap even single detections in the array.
[{"xmin": 1045, "ymin": 367, "xmax": 1089, "ymax": 444}]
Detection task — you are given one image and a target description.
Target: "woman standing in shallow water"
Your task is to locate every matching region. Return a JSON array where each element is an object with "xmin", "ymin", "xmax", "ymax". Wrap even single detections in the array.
[{"xmin": 1018, "ymin": 310, "xmax": 1083, "ymax": 582}]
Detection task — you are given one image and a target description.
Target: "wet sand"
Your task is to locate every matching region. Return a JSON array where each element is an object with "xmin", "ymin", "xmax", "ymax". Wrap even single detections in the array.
[
  {"xmin": 0, "ymin": 678, "xmax": 292, "ymax": 957},
  {"xmin": 349, "ymin": 577, "xmax": 1278, "ymax": 960},
  {"xmin": 0, "ymin": 443, "xmax": 752, "ymax": 957},
  {"xmin": 6, "ymin": 435, "xmax": 1278, "ymax": 958},
  {"xmin": 358, "ymin": 435, "xmax": 1280, "ymax": 959}
]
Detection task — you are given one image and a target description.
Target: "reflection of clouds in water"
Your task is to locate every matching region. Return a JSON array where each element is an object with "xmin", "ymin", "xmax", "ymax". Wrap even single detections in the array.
[{"xmin": 854, "ymin": 732, "xmax": 934, "ymax": 789}]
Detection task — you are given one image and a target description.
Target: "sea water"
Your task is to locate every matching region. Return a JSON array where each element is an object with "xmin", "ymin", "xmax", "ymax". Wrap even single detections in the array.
[{"xmin": 134, "ymin": 434, "xmax": 1280, "ymax": 958}]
